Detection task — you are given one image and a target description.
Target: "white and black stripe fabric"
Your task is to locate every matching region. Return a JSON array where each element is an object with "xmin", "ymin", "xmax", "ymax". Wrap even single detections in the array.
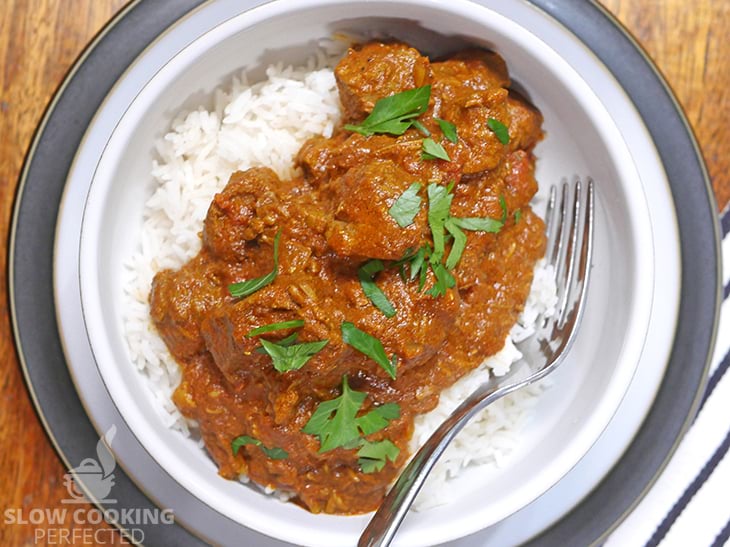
[{"xmin": 606, "ymin": 207, "xmax": 730, "ymax": 547}]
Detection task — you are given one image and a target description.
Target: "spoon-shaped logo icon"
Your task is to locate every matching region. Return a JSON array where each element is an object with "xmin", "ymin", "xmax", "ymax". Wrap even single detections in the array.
[{"xmin": 62, "ymin": 425, "xmax": 117, "ymax": 504}]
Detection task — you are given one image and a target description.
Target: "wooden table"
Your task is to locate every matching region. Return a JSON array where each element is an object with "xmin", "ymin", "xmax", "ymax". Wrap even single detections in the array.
[{"xmin": 0, "ymin": 1, "xmax": 727, "ymax": 544}]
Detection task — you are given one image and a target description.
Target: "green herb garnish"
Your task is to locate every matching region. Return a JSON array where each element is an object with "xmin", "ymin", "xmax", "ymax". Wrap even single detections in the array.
[
  {"xmin": 344, "ymin": 86, "xmax": 432, "ymax": 137},
  {"xmin": 451, "ymin": 216, "xmax": 503, "ymax": 233},
  {"xmin": 254, "ymin": 332, "xmax": 298, "ymax": 354},
  {"xmin": 229, "ymin": 229, "xmax": 281, "ymax": 298},
  {"xmin": 302, "ymin": 376, "xmax": 401, "ymax": 452},
  {"xmin": 418, "ymin": 184, "xmax": 507, "ymax": 293},
  {"xmin": 409, "ymin": 245, "xmax": 430, "ymax": 286},
  {"xmin": 231, "ymin": 435, "xmax": 288, "ymax": 460},
  {"xmin": 422, "ymin": 137, "xmax": 451, "ymax": 161},
  {"xmin": 260, "ymin": 338, "xmax": 329, "ymax": 373},
  {"xmin": 247, "ymin": 319, "xmax": 305, "ymax": 337},
  {"xmin": 412, "ymin": 120, "xmax": 431, "ymax": 137},
  {"xmin": 388, "ymin": 183, "xmax": 422, "ymax": 228},
  {"xmin": 435, "ymin": 117, "xmax": 458, "ymax": 143},
  {"xmin": 341, "ymin": 322, "xmax": 397, "ymax": 379},
  {"xmin": 487, "ymin": 118, "xmax": 510, "ymax": 145},
  {"xmin": 444, "ymin": 218, "xmax": 467, "ymax": 270},
  {"xmin": 514, "ymin": 209, "xmax": 522, "ymax": 223},
  {"xmin": 428, "ymin": 262, "xmax": 456, "ymax": 297},
  {"xmin": 358, "ymin": 439, "xmax": 400, "ymax": 473},
  {"xmin": 426, "ymin": 183, "xmax": 454, "ymax": 264},
  {"xmin": 354, "ymin": 403, "xmax": 401, "ymax": 435},
  {"xmin": 358, "ymin": 260, "xmax": 397, "ymax": 318}
]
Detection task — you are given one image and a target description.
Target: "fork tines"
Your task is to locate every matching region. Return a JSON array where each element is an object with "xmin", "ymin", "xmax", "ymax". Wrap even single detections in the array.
[{"xmin": 545, "ymin": 176, "xmax": 594, "ymax": 329}]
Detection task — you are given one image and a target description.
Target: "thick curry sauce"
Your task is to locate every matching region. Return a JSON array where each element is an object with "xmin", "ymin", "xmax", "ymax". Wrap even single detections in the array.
[{"xmin": 149, "ymin": 42, "xmax": 546, "ymax": 514}]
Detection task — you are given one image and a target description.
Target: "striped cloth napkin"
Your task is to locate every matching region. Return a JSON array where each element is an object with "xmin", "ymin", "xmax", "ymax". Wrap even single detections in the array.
[{"xmin": 606, "ymin": 208, "xmax": 730, "ymax": 547}]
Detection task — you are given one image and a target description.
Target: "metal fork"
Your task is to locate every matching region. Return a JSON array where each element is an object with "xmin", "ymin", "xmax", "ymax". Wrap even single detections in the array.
[{"xmin": 359, "ymin": 177, "xmax": 595, "ymax": 547}]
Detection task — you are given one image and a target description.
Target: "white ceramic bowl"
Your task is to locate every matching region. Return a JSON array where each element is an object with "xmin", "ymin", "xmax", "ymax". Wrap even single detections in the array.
[{"xmin": 78, "ymin": 0, "xmax": 654, "ymax": 545}]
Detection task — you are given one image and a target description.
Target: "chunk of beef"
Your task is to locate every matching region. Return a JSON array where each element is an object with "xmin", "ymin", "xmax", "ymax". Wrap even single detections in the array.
[
  {"xmin": 507, "ymin": 93, "xmax": 543, "ymax": 152},
  {"xmin": 430, "ymin": 58, "xmax": 510, "ymax": 174},
  {"xmin": 325, "ymin": 159, "xmax": 428, "ymax": 260},
  {"xmin": 335, "ymin": 42, "xmax": 432, "ymax": 121},
  {"xmin": 149, "ymin": 254, "xmax": 229, "ymax": 360},
  {"xmin": 203, "ymin": 167, "xmax": 284, "ymax": 261}
]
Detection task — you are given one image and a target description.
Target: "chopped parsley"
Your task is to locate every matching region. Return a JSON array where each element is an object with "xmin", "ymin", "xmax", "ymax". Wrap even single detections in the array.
[
  {"xmin": 229, "ymin": 229, "xmax": 281, "ymax": 298},
  {"xmin": 358, "ymin": 260, "xmax": 397, "ymax": 318},
  {"xmin": 426, "ymin": 183, "xmax": 454, "ymax": 264},
  {"xmin": 341, "ymin": 322, "xmax": 397, "ymax": 379},
  {"xmin": 301, "ymin": 376, "xmax": 401, "ymax": 455},
  {"xmin": 487, "ymin": 118, "xmax": 510, "ymax": 145},
  {"xmin": 514, "ymin": 209, "xmax": 522, "ymax": 223},
  {"xmin": 388, "ymin": 183, "xmax": 422, "ymax": 228},
  {"xmin": 247, "ymin": 319, "xmax": 305, "ymax": 337},
  {"xmin": 344, "ymin": 86, "xmax": 432, "ymax": 137},
  {"xmin": 353, "ymin": 402, "xmax": 401, "ymax": 435},
  {"xmin": 435, "ymin": 117, "xmax": 458, "ymax": 143},
  {"xmin": 422, "ymin": 137, "xmax": 451, "ymax": 161},
  {"xmin": 395, "ymin": 183, "xmax": 508, "ymax": 297},
  {"xmin": 444, "ymin": 218, "xmax": 467, "ymax": 270},
  {"xmin": 259, "ymin": 338, "xmax": 329, "ymax": 373},
  {"xmin": 402, "ymin": 244, "xmax": 432, "ymax": 291},
  {"xmin": 254, "ymin": 332, "xmax": 298, "ymax": 354},
  {"xmin": 412, "ymin": 119, "xmax": 431, "ymax": 137},
  {"xmin": 231, "ymin": 435, "xmax": 288, "ymax": 460},
  {"xmin": 451, "ymin": 216, "xmax": 503, "ymax": 233},
  {"xmin": 358, "ymin": 439, "xmax": 400, "ymax": 473},
  {"xmin": 428, "ymin": 262, "xmax": 456, "ymax": 297}
]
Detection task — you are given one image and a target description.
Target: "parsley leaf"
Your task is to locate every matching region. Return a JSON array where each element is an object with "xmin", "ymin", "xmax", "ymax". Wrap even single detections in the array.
[
  {"xmin": 412, "ymin": 119, "xmax": 431, "ymax": 137},
  {"xmin": 254, "ymin": 332, "xmax": 298, "ymax": 354},
  {"xmin": 260, "ymin": 446, "xmax": 289, "ymax": 460},
  {"xmin": 514, "ymin": 209, "xmax": 522, "ymax": 223},
  {"xmin": 355, "ymin": 403, "xmax": 401, "ymax": 435},
  {"xmin": 435, "ymin": 117, "xmax": 458, "ymax": 143},
  {"xmin": 444, "ymin": 218, "xmax": 467, "ymax": 270},
  {"xmin": 247, "ymin": 319, "xmax": 305, "ymax": 337},
  {"xmin": 409, "ymin": 245, "xmax": 430, "ymax": 284},
  {"xmin": 452, "ymin": 216, "xmax": 503, "ymax": 233},
  {"xmin": 344, "ymin": 86, "xmax": 431, "ymax": 137},
  {"xmin": 428, "ymin": 262, "xmax": 456, "ymax": 297},
  {"xmin": 388, "ymin": 183, "xmax": 422, "ymax": 228},
  {"xmin": 358, "ymin": 260, "xmax": 397, "ymax": 318},
  {"xmin": 231, "ymin": 435, "xmax": 288, "ymax": 460},
  {"xmin": 422, "ymin": 137, "xmax": 451, "ymax": 161},
  {"xmin": 341, "ymin": 322, "xmax": 397, "ymax": 379},
  {"xmin": 260, "ymin": 338, "xmax": 329, "ymax": 373},
  {"xmin": 500, "ymin": 194, "xmax": 508, "ymax": 223},
  {"xmin": 358, "ymin": 439, "xmax": 400, "ymax": 473},
  {"xmin": 229, "ymin": 229, "xmax": 281, "ymax": 298},
  {"xmin": 487, "ymin": 118, "xmax": 510, "ymax": 145},
  {"xmin": 302, "ymin": 376, "xmax": 365, "ymax": 452},
  {"xmin": 302, "ymin": 376, "xmax": 401, "ymax": 454},
  {"xmin": 427, "ymin": 183, "xmax": 453, "ymax": 264}
]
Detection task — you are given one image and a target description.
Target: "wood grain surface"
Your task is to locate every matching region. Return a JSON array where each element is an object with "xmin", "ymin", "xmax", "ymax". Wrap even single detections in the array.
[{"xmin": 0, "ymin": 0, "xmax": 728, "ymax": 545}]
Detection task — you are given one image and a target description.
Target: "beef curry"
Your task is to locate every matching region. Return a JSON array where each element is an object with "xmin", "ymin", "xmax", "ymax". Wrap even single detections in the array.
[{"xmin": 149, "ymin": 41, "xmax": 546, "ymax": 515}]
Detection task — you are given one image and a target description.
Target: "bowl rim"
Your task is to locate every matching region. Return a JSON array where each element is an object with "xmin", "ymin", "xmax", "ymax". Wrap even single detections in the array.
[{"xmin": 76, "ymin": 0, "xmax": 654, "ymax": 545}]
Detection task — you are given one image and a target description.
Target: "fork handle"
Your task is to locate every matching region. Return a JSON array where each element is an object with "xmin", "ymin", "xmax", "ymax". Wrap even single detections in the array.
[{"xmin": 358, "ymin": 380, "xmax": 514, "ymax": 547}]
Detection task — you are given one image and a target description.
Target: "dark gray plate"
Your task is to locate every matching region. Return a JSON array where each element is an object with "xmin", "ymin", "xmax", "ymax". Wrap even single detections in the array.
[{"xmin": 9, "ymin": 0, "xmax": 720, "ymax": 545}]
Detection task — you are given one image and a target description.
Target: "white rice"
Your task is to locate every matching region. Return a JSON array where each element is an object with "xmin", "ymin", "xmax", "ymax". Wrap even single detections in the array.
[{"xmin": 121, "ymin": 50, "xmax": 557, "ymax": 508}]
